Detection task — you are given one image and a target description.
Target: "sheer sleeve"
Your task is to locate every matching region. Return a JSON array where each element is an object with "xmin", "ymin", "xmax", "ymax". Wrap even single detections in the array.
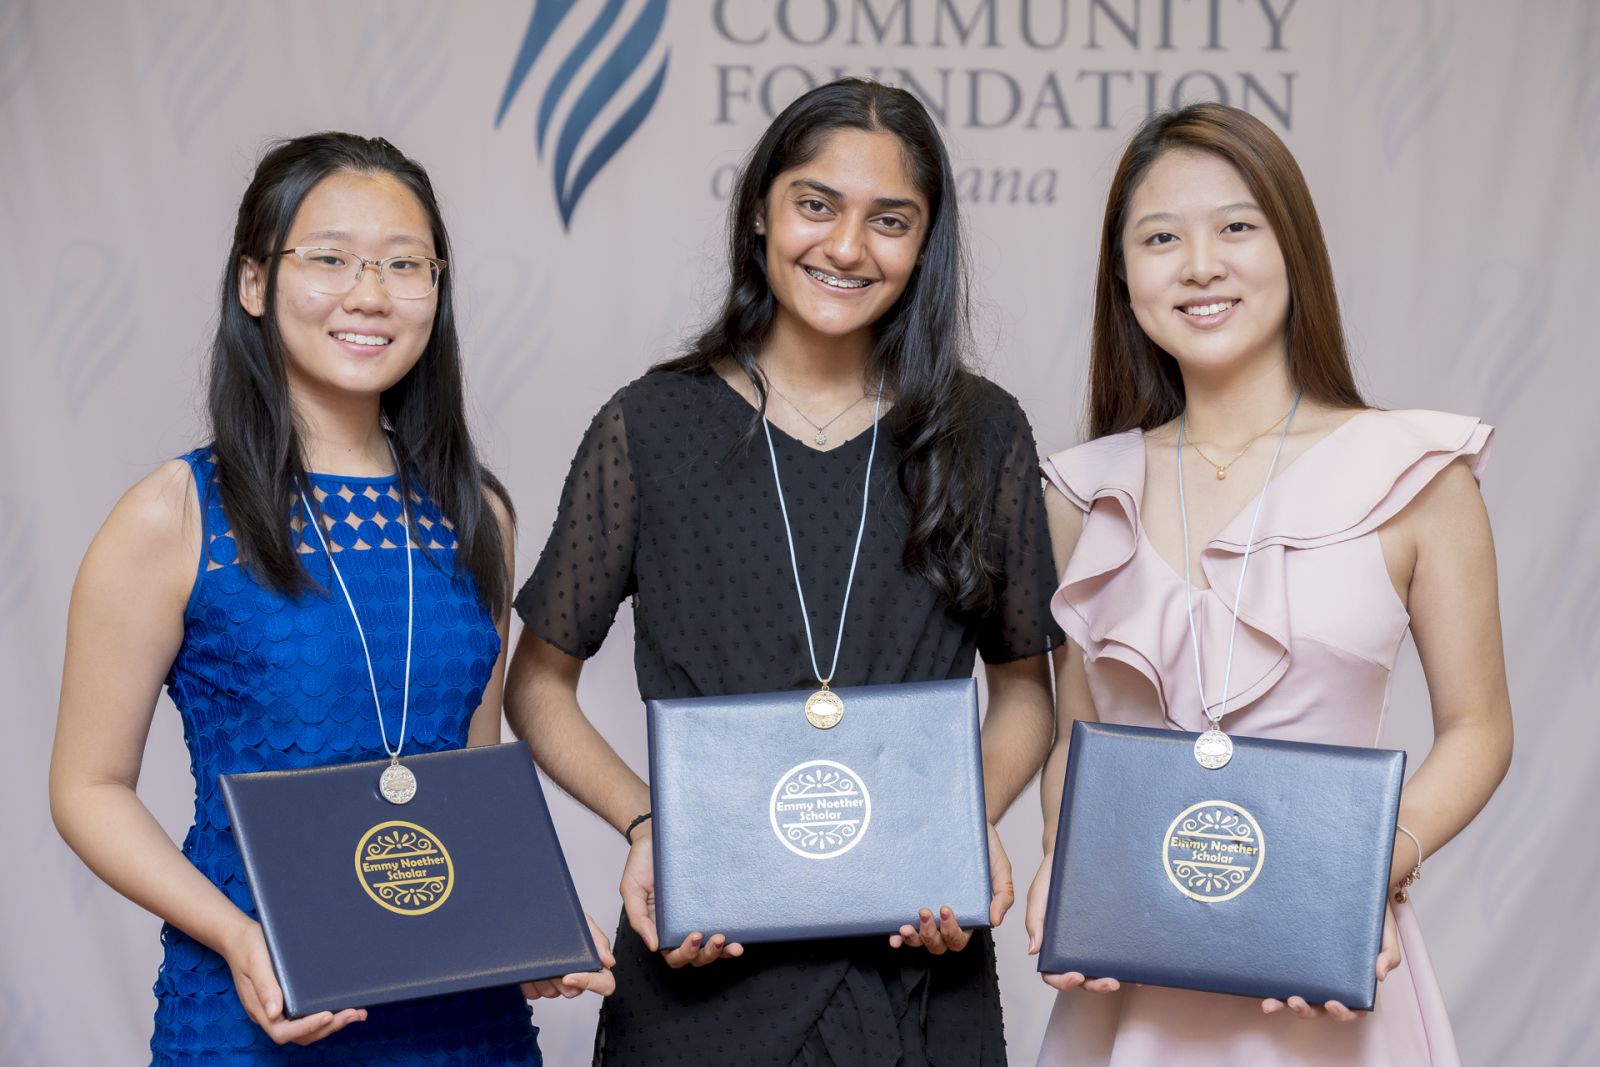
[
  {"xmin": 977, "ymin": 395, "xmax": 1066, "ymax": 664},
  {"xmin": 513, "ymin": 390, "xmax": 638, "ymax": 659}
]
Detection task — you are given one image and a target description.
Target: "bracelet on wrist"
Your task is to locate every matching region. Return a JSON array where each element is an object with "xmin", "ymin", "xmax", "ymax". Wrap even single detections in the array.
[
  {"xmin": 1393, "ymin": 824, "xmax": 1424, "ymax": 903},
  {"xmin": 624, "ymin": 811, "xmax": 652, "ymax": 845}
]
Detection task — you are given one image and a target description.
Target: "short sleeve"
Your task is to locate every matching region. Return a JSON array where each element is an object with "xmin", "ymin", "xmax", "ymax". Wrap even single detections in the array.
[
  {"xmin": 513, "ymin": 390, "xmax": 639, "ymax": 658},
  {"xmin": 977, "ymin": 396, "xmax": 1067, "ymax": 664}
]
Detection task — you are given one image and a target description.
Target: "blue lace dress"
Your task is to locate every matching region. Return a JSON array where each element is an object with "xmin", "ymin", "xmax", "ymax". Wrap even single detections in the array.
[{"xmin": 149, "ymin": 449, "xmax": 540, "ymax": 1066}]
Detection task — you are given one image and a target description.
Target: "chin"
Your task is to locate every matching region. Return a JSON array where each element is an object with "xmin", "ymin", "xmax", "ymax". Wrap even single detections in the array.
[
  {"xmin": 1167, "ymin": 342, "xmax": 1273, "ymax": 377},
  {"xmin": 795, "ymin": 308, "xmax": 877, "ymax": 339}
]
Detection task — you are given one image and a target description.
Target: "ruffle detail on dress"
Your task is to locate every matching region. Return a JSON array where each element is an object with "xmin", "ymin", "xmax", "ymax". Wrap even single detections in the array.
[
  {"xmin": 1042, "ymin": 410, "xmax": 1492, "ymax": 732},
  {"xmin": 1041, "ymin": 432, "xmax": 1178, "ymax": 717}
]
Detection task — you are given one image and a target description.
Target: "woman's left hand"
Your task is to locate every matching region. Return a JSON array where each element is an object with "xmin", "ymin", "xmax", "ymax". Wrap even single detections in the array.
[
  {"xmin": 522, "ymin": 913, "xmax": 619, "ymax": 1000},
  {"xmin": 1261, "ymin": 904, "xmax": 1401, "ymax": 1021},
  {"xmin": 889, "ymin": 822, "xmax": 1013, "ymax": 954}
]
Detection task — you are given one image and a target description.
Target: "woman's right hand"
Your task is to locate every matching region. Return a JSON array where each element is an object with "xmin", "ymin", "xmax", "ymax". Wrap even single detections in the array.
[
  {"xmin": 221, "ymin": 919, "xmax": 366, "ymax": 1044},
  {"xmin": 619, "ymin": 827, "xmax": 745, "ymax": 968},
  {"xmin": 1026, "ymin": 852, "xmax": 1120, "ymax": 994}
]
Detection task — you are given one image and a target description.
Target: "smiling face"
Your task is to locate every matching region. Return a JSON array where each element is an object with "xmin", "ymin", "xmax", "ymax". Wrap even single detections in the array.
[
  {"xmin": 1120, "ymin": 149, "xmax": 1290, "ymax": 380},
  {"xmin": 239, "ymin": 170, "xmax": 437, "ymax": 405},
  {"xmin": 759, "ymin": 128, "xmax": 929, "ymax": 349}
]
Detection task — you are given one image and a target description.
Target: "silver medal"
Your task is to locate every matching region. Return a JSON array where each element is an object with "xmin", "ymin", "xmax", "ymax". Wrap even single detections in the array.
[
  {"xmin": 1194, "ymin": 728, "xmax": 1234, "ymax": 770},
  {"xmin": 379, "ymin": 760, "xmax": 417, "ymax": 804}
]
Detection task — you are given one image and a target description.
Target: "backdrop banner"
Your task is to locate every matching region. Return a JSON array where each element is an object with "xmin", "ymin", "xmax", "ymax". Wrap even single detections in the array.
[{"xmin": 3, "ymin": 2, "xmax": 1595, "ymax": 1063}]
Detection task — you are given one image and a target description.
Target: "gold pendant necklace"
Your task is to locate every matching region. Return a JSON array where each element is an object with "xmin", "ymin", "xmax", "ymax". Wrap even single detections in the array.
[{"xmin": 1185, "ymin": 403, "xmax": 1294, "ymax": 479}]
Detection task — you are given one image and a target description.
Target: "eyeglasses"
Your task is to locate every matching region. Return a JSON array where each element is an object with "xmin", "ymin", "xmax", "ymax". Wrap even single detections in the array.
[{"xmin": 275, "ymin": 246, "xmax": 447, "ymax": 299}]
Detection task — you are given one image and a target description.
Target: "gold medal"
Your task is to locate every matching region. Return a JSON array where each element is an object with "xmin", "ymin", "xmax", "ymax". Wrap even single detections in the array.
[{"xmin": 804, "ymin": 687, "xmax": 844, "ymax": 729}]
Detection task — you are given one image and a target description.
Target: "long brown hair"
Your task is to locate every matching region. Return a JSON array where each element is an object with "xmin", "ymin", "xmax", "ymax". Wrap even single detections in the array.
[{"xmin": 1088, "ymin": 103, "xmax": 1365, "ymax": 439}]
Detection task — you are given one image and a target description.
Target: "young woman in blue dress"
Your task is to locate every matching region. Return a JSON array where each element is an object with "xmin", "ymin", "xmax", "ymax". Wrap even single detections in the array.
[{"xmin": 49, "ymin": 133, "xmax": 612, "ymax": 1065}]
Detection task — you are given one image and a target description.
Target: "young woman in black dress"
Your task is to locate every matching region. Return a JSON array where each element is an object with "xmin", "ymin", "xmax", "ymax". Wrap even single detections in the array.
[{"xmin": 505, "ymin": 79, "xmax": 1061, "ymax": 1066}]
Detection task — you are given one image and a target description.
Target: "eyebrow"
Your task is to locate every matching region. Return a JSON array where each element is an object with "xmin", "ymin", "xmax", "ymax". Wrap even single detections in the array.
[
  {"xmin": 1130, "ymin": 211, "xmax": 1179, "ymax": 229},
  {"xmin": 299, "ymin": 229, "xmax": 433, "ymax": 248},
  {"xmin": 790, "ymin": 179, "xmax": 922, "ymax": 214},
  {"xmin": 1131, "ymin": 202, "xmax": 1263, "ymax": 230}
]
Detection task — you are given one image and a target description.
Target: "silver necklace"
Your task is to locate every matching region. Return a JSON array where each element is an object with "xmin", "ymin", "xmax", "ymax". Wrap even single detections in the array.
[
  {"xmin": 1178, "ymin": 391, "xmax": 1301, "ymax": 769},
  {"xmin": 763, "ymin": 375, "xmax": 871, "ymax": 447},
  {"xmin": 761, "ymin": 370, "xmax": 886, "ymax": 728},
  {"xmin": 296, "ymin": 440, "xmax": 417, "ymax": 803}
]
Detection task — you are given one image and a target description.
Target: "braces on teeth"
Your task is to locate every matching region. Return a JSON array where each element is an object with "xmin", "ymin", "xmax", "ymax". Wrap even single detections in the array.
[{"xmin": 805, "ymin": 267, "xmax": 871, "ymax": 289}]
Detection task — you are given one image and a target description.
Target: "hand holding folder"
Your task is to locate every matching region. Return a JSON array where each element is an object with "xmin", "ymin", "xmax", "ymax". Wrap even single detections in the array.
[
  {"xmin": 621, "ymin": 831, "xmax": 747, "ymax": 968},
  {"xmin": 889, "ymin": 822, "xmax": 1015, "ymax": 955},
  {"xmin": 1034, "ymin": 722, "xmax": 1408, "ymax": 1012},
  {"xmin": 1026, "ymin": 853, "xmax": 1402, "ymax": 1017},
  {"xmin": 519, "ymin": 914, "xmax": 618, "ymax": 999},
  {"xmin": 218, "ymin": 919, "xmax": 369, "ymax": 1046}
]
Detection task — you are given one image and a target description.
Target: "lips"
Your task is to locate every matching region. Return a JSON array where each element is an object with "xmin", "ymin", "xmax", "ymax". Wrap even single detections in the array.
[
  {"xmin": 330, "ymin": 330, "xmax": 391, "ymax": 347},
  {"xmin": 1178, "ymin": 299, "xmax": 1238, "ymax": 317},
  {"xmin": 803, "ymin": 265, "xmax": 874, "ymax": 291},
  {"xmin": 1173, "ymin": 298, "xmax": 1240, "ymax": 329}
]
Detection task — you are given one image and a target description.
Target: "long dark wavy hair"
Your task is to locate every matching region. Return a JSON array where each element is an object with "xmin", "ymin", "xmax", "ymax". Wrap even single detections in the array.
[
  {"xmin": 206, "ymin": 132, "xmax": 512, "ymax": 611},
  {"xmin": 657, "ymin": 79, "xmax": 999, "ymax": 615},
  {"xmin": 1089, "ymin": 103, "xmax": 1366, "ymax": 438}
]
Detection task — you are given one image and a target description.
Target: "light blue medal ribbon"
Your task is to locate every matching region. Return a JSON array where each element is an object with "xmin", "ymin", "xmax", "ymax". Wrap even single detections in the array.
[
  {"xmin": 1178, "ymin": 391, "xmax": 1302, "ymax": 769},
  {"xmin": 296, "ymin": 436, "xmax": 418, "ymax": 802},
  {"xmin": 760, "ymin": 369, "xmax": 887, "ymax": 729}
]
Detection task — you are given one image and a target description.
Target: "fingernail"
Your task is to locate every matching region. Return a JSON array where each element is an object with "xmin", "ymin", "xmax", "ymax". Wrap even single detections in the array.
[
  {"xmin": 940, "ymin": 907, "xmax": 952, "ymax": 922},
  {"xmin": 920, "ymin": 909, "xmax": 932, "ymax": 925},
  {"xmin": 690, "ymin": 933, "xmax": 702, "ymax": 946}
]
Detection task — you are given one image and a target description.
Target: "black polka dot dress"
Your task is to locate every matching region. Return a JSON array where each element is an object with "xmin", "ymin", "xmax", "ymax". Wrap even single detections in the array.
[{"xmin": 516, "ymin": 368, "xmax": 1063, "ymax": 1067}]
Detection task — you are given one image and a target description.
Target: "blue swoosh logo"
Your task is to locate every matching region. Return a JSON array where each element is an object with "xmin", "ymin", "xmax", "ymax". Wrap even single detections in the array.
[{"xmin": 496, "ymin": 0, "xmax": 670, "ymax": 230}]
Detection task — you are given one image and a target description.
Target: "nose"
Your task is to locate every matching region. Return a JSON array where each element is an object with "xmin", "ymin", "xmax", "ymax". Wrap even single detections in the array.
[
  {"xmin": 1180, "ymin": 233, "xmax": 1226, "ymax": 287},
  {"xmin": 343, "ymin": 264, "xmax": 392, "ymax": 313},
  {"xmin": 822, "ymin": 214, "xmax": 869, "ymax": 269}
]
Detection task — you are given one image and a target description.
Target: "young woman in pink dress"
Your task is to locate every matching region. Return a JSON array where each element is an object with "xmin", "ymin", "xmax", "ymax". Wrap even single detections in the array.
[{"xmin": 1024, "ymin": 103, "xmax": 1513, "ymax": 1066}]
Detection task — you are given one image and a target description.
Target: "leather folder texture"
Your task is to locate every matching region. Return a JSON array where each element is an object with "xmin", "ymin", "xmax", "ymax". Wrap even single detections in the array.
[
  {"xmin": 220, "ymin": 742, "xmax": 599, "ymax": 1017},
  {"xmin": 646, "ymin": 678, "xmax": 991, "ymax": 944},
  {"xmin": 1039, "ymin": 721, "xmax": 1404, "ymax": 1010}
]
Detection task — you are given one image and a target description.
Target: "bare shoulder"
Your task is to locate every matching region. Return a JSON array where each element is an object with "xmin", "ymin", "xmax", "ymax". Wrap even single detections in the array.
[
  {"xmin": 104, "ymin": 460, "xmax": 201, "ymax": 551},
  {"xmin": 1044, "ymin": 481, "xmax": 1086, "ymax": 572},
  {"xmin": 483, "ymin": 481, "xmax": 515, "ymax": 542},
  {"xmin": 1395, "ymin": 455, "xmax": 1489, "ymax": 536},
  {"xmin": 75, "ymin": 459, "xmax": 202, "ymax": 611}
]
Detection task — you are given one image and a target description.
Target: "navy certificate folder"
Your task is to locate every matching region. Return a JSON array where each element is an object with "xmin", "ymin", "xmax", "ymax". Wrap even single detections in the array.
[
  {"xmin": 1039, "ymin": 722, "xmax": 1404, "ymax": 1010},
  {"xmin": 220, "ymin": 742, "xmax": 600, "ymax": 1017},
  {"xmin": 646, "ymin": 678, "xmax": 991, "ymax": 944}
]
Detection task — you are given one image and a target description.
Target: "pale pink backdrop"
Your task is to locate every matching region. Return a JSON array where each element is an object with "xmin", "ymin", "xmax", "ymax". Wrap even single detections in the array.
[{"xmin": 3, "ymin": 2, "xmax": 1595, "ymax": 1063}]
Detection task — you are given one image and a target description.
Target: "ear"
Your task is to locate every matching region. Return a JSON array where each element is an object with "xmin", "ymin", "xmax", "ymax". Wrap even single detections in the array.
[
  {"xmin": 753, "ymin": 213, "xmax": 766, "ymax": 236},
  {"xmin": 238, "ymin": 256, "xmax": 266, "ymax": 318}
]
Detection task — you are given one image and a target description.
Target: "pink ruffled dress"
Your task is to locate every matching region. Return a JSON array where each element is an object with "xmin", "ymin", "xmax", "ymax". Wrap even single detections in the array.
[{"xmin": 1035, "ymin": 409, "xmax": 1492, "ymax": 1067}]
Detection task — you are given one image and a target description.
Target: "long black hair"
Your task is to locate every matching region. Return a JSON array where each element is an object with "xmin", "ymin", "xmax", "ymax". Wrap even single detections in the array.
[
  {"xmin": 207, "ymin": 132, "xmax": 512, "ymax": 611},
  {"xmin": 657, "ymin": 79, "xmax": 998, "ymax": 615}
]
